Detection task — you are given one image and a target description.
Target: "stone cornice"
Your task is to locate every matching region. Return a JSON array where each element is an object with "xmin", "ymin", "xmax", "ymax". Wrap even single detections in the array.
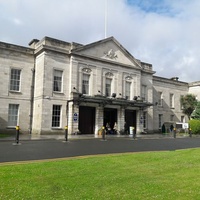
[{"xmin": 0, "ymin": 41, "xmax": 34, "ymax": 55}]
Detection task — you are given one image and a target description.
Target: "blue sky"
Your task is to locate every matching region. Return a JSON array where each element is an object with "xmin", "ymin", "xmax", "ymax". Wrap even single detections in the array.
[
  {"xmin": 126, "ymin": 0, "xmax": 180, "ymax": 17},
  {"xmin": 0, "ymin": 0, "xmax": 200, "ymax": 82}
]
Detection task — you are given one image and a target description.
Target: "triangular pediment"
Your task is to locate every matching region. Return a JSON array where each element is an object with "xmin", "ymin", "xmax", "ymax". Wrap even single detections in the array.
[{"xmin": 71, "ymin": 37, "xmax": 141, "ymax": 68}]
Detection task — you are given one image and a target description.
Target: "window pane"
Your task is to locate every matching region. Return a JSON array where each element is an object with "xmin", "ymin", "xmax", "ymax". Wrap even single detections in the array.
[
  {"xmin": 170, "ymin": 94, "xmax": 174, "ymax": 108},
  {"xmin": 52, "ymin": 105, "xmax": 61, "ymax": 127},
  {"xmin": 105, "ymin": 78, "xmax": 111, "ymax": 97},
  {"xmin": 82, "ymin": 74, "xmax": 89, "ymax": 94},
  {"xmin": 143, "ymin": 112, "xmax": 147, "ymax": 129},
  {"xmin": 159, "ymin": 114, "xmax": 162, "ymax": 128},
  {"xmin": 158, "ymin": 92, "xmax": 162, "ymax": 106},
  {"xmin": 53, "ymin": 70, "xmax": 62, "ymax": 92},
  {"xmin": 8, "ymin": 104, "xmax": 19, "ymax": 126},
  {"xmin": 10, "ymin": 69, "xmax": 21, "ymax": 91},
  {"xmin": 125, "ymin": 81, "xmax": 131, "ymax": 100},
  {"xmin": 141, "ymin": 85, "xmax": 147, "ymax": 101}
]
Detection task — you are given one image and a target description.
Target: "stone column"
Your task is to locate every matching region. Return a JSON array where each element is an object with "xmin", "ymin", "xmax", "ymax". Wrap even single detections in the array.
[{"xmin": 95, "ymin": 105, "xmax": 104, "ymax": 135}]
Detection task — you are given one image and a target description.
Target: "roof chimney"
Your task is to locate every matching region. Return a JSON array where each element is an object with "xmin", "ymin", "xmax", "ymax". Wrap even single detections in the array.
[
  {"xmin": 28, "ymin": 39, "xmax": 39, "ymax": 49},
  {"xmin": 171, "ymin": 77, "xmax": 179, "ymax": 81}
]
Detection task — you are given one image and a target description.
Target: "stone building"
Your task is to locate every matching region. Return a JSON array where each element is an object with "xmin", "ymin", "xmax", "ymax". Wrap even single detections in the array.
[{"xmin": 0, "ymin": 36, "xmax": 198, "ymax": 135}]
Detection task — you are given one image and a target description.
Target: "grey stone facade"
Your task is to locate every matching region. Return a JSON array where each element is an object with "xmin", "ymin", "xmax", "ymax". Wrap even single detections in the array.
[{"xmin": 0, "ymin": 36, "xmax": 198, "ymax": 135}]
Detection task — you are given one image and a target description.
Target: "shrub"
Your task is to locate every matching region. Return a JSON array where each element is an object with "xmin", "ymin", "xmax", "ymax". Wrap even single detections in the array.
[{"xmin": 189, "ymin": 119, "xmax": 200, "ymax": 134}]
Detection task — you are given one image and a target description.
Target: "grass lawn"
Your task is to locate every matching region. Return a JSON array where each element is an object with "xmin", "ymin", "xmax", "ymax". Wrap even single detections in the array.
[
  {"xmin": 0, "ymin": 134, "xmax": 11, "ymax": 138},
  {"xmin": 0, "ymin": 148, "xmax": 200, "ymax": 200}
]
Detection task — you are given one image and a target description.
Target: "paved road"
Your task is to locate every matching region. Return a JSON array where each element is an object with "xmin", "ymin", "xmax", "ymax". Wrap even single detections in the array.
[{"xmin": 0, "ymin": 137, "xmax": 200, "ymax": 163}]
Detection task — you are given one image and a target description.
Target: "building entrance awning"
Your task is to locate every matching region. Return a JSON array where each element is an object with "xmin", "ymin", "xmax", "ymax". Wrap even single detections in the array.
[{"xmin": 70, "ymin": 93, "xmax": 153, "ymax": 108}]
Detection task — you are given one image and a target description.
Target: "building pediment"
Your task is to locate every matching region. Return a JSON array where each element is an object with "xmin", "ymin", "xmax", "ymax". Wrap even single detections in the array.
[{"xmin": 71, "ymin": 37, "xmax": 142, "ymax": 69}]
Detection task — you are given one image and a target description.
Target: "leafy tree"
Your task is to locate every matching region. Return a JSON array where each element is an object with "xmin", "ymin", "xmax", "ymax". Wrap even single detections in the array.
[
  {"xmin": 191, "ymin": 101, "xmax": 200, "ymax": 119},
  {"xmin": 180, "ymin": 94, "xmax": 197, "ymax": 120}
]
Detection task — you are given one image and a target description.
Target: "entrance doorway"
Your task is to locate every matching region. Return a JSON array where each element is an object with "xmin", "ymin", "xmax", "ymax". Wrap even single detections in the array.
[
  {"xmin": 125, "ymin": 110, "xmax": 136, "ymax": 134},
  {"xmin": 104, "ymin": 108, "xmax": 117, "ymax": 134},
  {"xmin": 79, "ymin": 106, "xmax": 95, "ymax": 134}
]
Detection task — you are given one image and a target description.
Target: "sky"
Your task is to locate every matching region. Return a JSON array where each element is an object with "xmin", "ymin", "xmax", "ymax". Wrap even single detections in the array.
[{"xmin": 0, "ymin": 0, "xmax": 200, "ymax": 82}]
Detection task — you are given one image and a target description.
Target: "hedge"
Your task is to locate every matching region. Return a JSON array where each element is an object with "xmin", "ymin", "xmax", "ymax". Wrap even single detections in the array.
[{"xmin": 189, "ymin": 119, "xmax": 200, "ymax": 134}]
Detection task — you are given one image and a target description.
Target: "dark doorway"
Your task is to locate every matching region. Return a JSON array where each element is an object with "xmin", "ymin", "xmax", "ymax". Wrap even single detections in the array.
[
  {"xmin": 104, "ymin": 108, "xmax": 117, "ymax": 134},
  {"xmin": 125, "ymin": 110, "xmax": 136, "ymax": 134},
  {"xmin": 79, "ymin": 106, "xmax": 95, "ymax": 134}
]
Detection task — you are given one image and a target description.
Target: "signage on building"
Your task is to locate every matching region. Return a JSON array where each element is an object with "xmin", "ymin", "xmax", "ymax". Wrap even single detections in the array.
[
  {"xmin": 73, "ymin": 113, "xmax": 78, "ymax": 122},
  {"xmin": 176, "ymin": 122, "xmax": 188, "ymax": 129}
]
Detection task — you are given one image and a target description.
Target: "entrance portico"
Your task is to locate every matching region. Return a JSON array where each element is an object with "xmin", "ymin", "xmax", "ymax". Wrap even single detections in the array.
[{"xmin": 67, "ymin": 92, "xmax": 153, "ymax": 135}]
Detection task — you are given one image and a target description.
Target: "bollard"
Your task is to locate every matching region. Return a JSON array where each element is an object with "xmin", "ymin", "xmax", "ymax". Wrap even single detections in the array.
[
  {"xmin": 15, "ymin": 126, "xmax": 20, "ymax": 144},
  {"xmin": 132, "ymin": 127, "xmax": 136, "ymax": 139},
  {"xmin": 173, "ymin": 127, "xmax": 176, "ymax": 138},
  {"xmin": 189, "ymin": 128, "xmax": 192, "ymax": 138},
  {"xmin": 65, "ymin": 126, "xmax": 68, "ymax": 141},
  {"xmin": 102, "ymin": 126, "xmax": 106, "ymax": 140}
]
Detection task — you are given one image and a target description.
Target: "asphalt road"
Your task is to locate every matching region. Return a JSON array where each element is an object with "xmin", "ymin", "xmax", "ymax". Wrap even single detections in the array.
[{"xmin": 0, "ymin": 137, "xmax": 200, "ymax": 163}]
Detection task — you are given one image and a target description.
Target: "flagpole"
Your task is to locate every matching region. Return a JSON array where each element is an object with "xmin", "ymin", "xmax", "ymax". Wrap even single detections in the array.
[{"xmin": 105, "ymin": 0, "xmax": 107, "ymax": 38}]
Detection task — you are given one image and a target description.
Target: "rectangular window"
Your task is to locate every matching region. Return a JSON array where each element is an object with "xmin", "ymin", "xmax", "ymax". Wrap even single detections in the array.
[
  {"xmin": 82, "ymin": 74, "xmax": 90, "ymax": 94},
  {"xmin": 52, "ymin": 105, "xmax": 61, "ymax": 127},
  {"xmin": 8, "ymin": 104, "xmax": 19, "ymax": 126},
  {"xmin": 125, "ymin": 81, "xmax": 131, "ymax": 100},
  {"xmin": 170, "ymin": 93, "xmax": 174, "ymax": 108},
  {"xmin": 143, "ymin": 112, "xmax": 147, "ymax": 129},
  {"xmin": 170, "ymin": 115, "xmax": 174, "ymax": 121},
  {"xmin": 141, "ymin": 85, "xmax": 147, "ymax": 101},
  {"xmin": 180, "ymin": 95, "xmax": 184, "ymax": 110},
  {"xmin": 181, "ymin": 116, "xmax": 185, "ymax": 123},
  {"xmin": 159, "ymin": 114, "xmax": 162, "ymax": 129},
  {"xmin": 10, "ymin": 68, "xmax": 21, "ymax": 91},
  {"xmin": 105, "ymin": 78, "xmax": 111, "ymax": 97},
  {"xmin": 53, "ymin": 70, "xmax": 62, "ymax": 92},
  {"xmin": 158, "ymin": 92, "xmax": 163, "ymax": 106}
]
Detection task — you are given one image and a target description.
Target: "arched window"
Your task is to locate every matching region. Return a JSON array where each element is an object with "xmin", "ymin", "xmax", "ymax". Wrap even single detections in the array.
[
  {"xmin": 125, "ymin": 76, "xmax": 132, "ymax": 100},
  {"xmin": 82, "ymin": 68, "xmax": 92, "ymax": 95},
  {"xmin": 105, "ymin": 72, "xmax": 113, "ymax": 97}
]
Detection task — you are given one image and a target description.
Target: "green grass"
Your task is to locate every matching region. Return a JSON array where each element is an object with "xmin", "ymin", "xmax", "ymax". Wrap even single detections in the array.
[
  {"xmin": 0, "ymin": 134, "xmax": 10, "ymax": 138},
  {"xmin": 0, "ymin": 149, "xmax": 200, "ymax": 200}
]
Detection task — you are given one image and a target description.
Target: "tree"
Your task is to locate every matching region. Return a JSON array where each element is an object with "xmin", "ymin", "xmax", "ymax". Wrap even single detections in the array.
[
  {"xmin": 191, "ymin": 101, "xmax": 200, "ymax": 120},
  {"xmin": 180, "ymin": 94, "xmax": 197, "ymax": 120}
]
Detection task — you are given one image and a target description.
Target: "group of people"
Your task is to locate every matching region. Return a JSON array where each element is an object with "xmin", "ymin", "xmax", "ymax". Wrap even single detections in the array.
[
  {"xmin": 105, "ymin": 122, "xmax": 118, "ymax": 134},
  {"xmin": 105, "ymin": 122, "xmax": 130, "ymax": 135}
]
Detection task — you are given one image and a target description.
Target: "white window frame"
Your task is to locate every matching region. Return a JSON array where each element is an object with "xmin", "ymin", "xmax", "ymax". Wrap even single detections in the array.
[
  {"xmin": 82, "ymin": 73, "xmax": 90, "ymax": 95},
  {"xmin": 105, "ymin": 77, "xmax": 112, "ymax": 97},
  {"xmin": 143, "ymin": 111, "xmax": 147, "ymax": 129},
  {"xmin": 52, "ymin": 105, "xmax": 62, "ymax": 128},
  {"xmin": 141, "ymin": 85, "xmax": 147, "ymax": 101},
  {"xmin": 53, "ymin": 69, "xmax": 63, "ymax": 92},
  {"xmin": 170, "ymin": 115, "xmax": 174, "ymax": 122},
  {"xmin": 8, "ymin": 104, "xmax": 19, "ymax": 127},
  {"xmin": 10, "ymin": 68, "xmax": 21, "ymax": 92},
  {"xmin": 159, "ymin": 114, "xmax": 163, "ymax": 129},
  {"xmin": 104, "ymin": 72, "xmax": 114, "ymax": 97},
  {"xmin": 125, "ymin": 81, "xmax": 131, "ymax": 100},
  {"xmin": 158, "ymin": 92, "xmax": 163, "ymax": 106},
  {"xmin": 181, "ymin": 116, "xmax": 185, "ymax": 123},
  {"xmin": 170, "ymin": 93, "xmax": 174, "ymax": 108}
]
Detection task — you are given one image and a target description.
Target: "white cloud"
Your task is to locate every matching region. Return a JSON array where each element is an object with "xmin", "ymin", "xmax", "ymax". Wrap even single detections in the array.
[
  {"xmin": 13, "ymin": 18, "xmax": 23, "ymax": 26},
  {"xmin": 0, "ymin": 0, "xmax": 200, "ymax": 82}
]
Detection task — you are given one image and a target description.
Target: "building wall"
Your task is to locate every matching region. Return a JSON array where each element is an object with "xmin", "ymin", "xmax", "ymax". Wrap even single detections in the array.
[
  {"xmin": 189, "ymin": 82, "xmax": 200, "ymax": 100},
  {"xmin": 0, "ymin": 37, "xmax": 198, "ymax": 135},
  {"xmin": 32, "ymin": 47, "xmax": 70, "ymax": 134},
  {"xmin": 0, "ymin": 42, "xmax": 34, "ymax": 134},
  {"xmin": 153, "ymin": 76, "xmax": 189, "ymax": 133}
]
